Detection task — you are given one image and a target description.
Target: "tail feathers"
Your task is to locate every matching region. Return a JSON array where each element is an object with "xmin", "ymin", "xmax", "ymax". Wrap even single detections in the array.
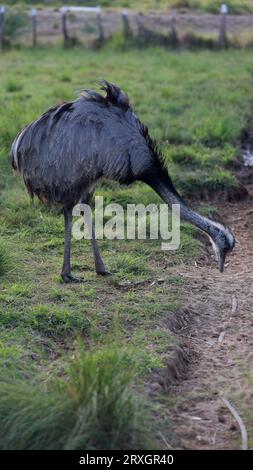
[
  {"xmin": 83, "ymin": 80, "xmax": 130, "ymax": 112},
  {"xmin": 11, "ymin": 136, "xmax": 20, "ymax": 172},
  {"xmin": 10, "ymin": 125, "xmax": 28, "ymax": 173},
  {"xmin": 100, "ymin": 80, "xmax": 130, "ymax": 111}
]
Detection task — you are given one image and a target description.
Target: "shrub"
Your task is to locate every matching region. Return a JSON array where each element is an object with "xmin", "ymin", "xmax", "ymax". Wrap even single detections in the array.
[{"xmin": 4, "ymin": 11, "xmax": 28, "ymax": 42}]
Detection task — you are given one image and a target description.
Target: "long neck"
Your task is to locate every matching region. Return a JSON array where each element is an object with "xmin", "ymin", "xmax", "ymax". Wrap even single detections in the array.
[{"xmin": 144, "ymin": 171, "xmax": 214, "ymax": 237}]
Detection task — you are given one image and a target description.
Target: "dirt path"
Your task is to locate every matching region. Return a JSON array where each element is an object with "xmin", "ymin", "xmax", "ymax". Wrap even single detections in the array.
[{"xmin": 168, "ymin": 194, "xmax": 253, "ymax": 450}]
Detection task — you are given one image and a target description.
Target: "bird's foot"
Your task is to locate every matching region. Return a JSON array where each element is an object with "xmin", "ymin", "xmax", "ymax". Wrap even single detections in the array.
[
  {"xmin": 96, "ymin": 270, "xmax": 112, "ymax": 276},
  {"xmin": 61, "ymin": 273, "xmax": 83, "ymax": 283}
]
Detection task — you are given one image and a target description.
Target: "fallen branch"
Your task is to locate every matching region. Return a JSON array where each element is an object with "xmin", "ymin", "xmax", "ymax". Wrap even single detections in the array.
[
  {"xmin": 159, "ymin": 432, "xmax": 174, "ymax": 450},
  {"xmin": 222, "ymin": 397, "xmax": 248, "ymax": 450},
  {"xmin": 218, "ymin": 331, "xmax": 226, "ymax": 343},
  {"xmin": 231, "ymin": 296, "xmax": 238, "ymax": 315},
  {"xmin": 114, "ymin": 277, "xmax": 166, "ymax": 289}
]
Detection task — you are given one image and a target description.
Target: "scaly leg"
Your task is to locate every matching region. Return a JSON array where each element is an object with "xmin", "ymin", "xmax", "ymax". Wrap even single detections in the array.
[
  {"xmin": 61, "ymin": 207, "xmax": 82, "ymax": 283},
  {"xmin": 83, "ymin": 204, "xmax": 111, "ymax": 276},
  {"xmin": 91, "ymin": 224, "xmax": 111, "ymax": 276}
]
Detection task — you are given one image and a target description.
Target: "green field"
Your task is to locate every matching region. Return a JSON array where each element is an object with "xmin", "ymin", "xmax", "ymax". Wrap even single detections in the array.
[{"xmin": 0, "ymin": 44, "xmax": 252, "ymax": 449}]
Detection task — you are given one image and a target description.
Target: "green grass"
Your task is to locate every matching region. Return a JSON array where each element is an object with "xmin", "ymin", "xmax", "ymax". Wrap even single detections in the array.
[
  {"xmin": 0, "ymin": 44, "xmax": 252, "ymax": 449},
  {"xmin": 0, "ymin": 346, "xmax": 155, "ymax": 450},
  {"xmin": 0, "ymin": 240, "xmax": 16, "ymax": 277}
]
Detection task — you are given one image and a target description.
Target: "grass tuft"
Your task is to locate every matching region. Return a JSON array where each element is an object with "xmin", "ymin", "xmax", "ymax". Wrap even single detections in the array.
[
  {"xmin": 0, "ymin": 240, "xmax": 15, "ymax": 278},
  {"xmin": 5, "ymin": 80, "xmax": 23, "ymax": 93},
  {"xmin": 0, "ymin": 346, "xmax": 154, "ymax": 450},
  {"xmin": 28, "ymin": 304, "xmax": 90, "ymax": 338}
]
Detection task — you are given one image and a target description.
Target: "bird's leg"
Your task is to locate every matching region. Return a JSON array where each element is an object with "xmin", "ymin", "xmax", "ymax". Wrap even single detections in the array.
[
  {"xmin": 61, "ymin": 208, "xmax": 82, "ymax": 283},
  {"xmin": 83, "ymin": 207, "xmax": 111, "ymax": 276},
  {"xmin": 91, "ymin": 224, "xmax": 111, "ymax": 276}
]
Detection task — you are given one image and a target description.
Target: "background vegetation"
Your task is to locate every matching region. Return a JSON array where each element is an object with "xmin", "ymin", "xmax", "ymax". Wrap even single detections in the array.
[{"xmin": 2, "ymin": 1, "xmax": 253, "ymax": 14}]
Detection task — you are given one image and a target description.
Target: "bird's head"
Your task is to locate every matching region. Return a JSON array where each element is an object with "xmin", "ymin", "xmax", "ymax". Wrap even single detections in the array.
[{"xmin": 208, "ymin": 222, "xmax": 235, "ymax": 272}]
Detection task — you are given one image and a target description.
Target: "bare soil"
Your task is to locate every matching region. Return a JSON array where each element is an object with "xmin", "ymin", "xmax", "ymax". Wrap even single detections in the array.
[{"xmin": 166, "ymin": 191, "xmax": 253, "ymax": 449}]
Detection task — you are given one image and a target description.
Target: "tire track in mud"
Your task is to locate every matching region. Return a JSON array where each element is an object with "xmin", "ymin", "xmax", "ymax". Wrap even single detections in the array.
[{"xmin": 166, "ymin": 195, "xmax": 253, "ymax": 450}]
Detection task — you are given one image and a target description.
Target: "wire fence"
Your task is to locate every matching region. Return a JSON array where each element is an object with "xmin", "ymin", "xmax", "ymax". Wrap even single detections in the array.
[{"xmin": 1, "ymin": 4, "xmax": 253, "ymax": 50}]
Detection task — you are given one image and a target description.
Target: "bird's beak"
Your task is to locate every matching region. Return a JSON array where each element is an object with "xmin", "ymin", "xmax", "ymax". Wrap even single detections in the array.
[{"xmin": 208, "ymin": 236, "xmax": 226, "ymax": 273}]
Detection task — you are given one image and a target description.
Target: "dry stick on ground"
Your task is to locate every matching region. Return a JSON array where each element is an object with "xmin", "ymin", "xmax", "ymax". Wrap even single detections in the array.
[
  {"xmin": 218, "ymin": 331, "xmax": 226, "ymax": 343},
  {"xmin": 231, "ymin": 296, "xmax": 238, "ymax": 315},
  {"xmin": 222, "ymin": 397, "xmax": 248, "ymax": 450},
  {"xmin": 159, "ymin": 432, "xmax": 174, "ymax": 450}
]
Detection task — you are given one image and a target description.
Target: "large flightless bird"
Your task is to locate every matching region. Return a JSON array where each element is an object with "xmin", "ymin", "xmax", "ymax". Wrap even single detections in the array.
[{"xmin": 11, "ymin": 81, "xmax": 235, "ymax": 282}]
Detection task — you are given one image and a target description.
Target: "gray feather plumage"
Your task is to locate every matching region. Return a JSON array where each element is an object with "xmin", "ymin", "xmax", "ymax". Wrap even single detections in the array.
[{"xmin": 11, "ymin": 81, "xmax": 158, "ymax": 207}]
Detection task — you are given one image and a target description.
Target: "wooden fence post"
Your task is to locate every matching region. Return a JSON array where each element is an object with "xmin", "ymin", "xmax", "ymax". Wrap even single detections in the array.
[
  {"xmin": 219, "ymin": 4, "xmax": 228, "ymax": 47},
  {"xmin": 0, "ymin": 6, "xmax": 6, "ymax": 50},
  {"xmin": 62, "ymin": 6, "xmax": 69, "ymax": 47},
  {"xmin": 96, "ymin": 8, "xmax": 104, "ymax": 44},
  {"xmin": 169, "ymin": 9, "xmax": 178, "ymax": 47},
  {"xmin": 31, "ymin": 8, "xmax": 37, "ymax": 47},
  {"xmin": 122, "ymin": 10, "xmax": 131, "ymax": 41}
]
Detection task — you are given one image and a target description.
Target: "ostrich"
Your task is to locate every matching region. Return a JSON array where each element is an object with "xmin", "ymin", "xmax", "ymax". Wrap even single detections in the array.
[{"xmin": 11, "ymin": 81, "xmax": 235, "ymax": 283}]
